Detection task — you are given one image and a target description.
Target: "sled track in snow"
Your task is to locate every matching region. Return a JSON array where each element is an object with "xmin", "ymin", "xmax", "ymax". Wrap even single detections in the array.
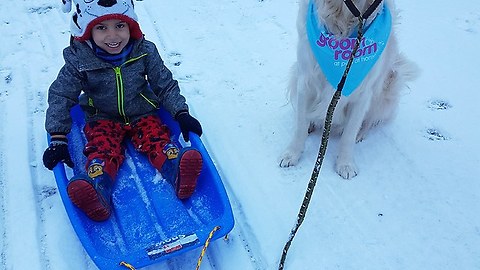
[
  {"xmin": 0, "ymin": 2, "xmax": 35, "ymax": 268},
  {"xmin": 0, "ymin": 67, "xmax": 9, "ymax": 270},
  {"xmin": 20, "ymin": 18, "xmax": 51, "ymax": 268},
  {"xmin": 218, "ymin": 172, "xmax": 269, "ymax": 270},
  {"xmin": 24, "ymin": 5, "xmax": 65, "ymax": 269},
  {"xmin": 24, "ymin": 62, "xmax": 52, "ymax": 270}
]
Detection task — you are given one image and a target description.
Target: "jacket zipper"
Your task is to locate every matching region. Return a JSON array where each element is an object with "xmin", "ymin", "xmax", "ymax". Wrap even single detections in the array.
[
  {"xmin": 112, "ymin": 53, "xmax": 148, "ymax": 125},
  {"xmin": 113, "ymin": 66, "xmax": 127, "ymax": 123}
]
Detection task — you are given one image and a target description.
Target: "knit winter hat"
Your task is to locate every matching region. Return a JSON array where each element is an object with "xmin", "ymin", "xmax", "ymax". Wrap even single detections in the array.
[{"xmin": 61, "ymin": 0, "xmax": 143, "ymax": 41}]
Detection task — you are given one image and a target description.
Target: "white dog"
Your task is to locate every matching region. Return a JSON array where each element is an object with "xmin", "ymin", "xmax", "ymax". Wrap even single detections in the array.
[{"xmin": 279, "ymin": 0, "xmax": 417, "ymax": 179}]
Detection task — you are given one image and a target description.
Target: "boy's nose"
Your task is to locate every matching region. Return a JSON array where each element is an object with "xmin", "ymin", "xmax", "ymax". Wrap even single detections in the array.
[{"xmin": 104, "ymin": 29, "xmax": 118, "ymax": 38}]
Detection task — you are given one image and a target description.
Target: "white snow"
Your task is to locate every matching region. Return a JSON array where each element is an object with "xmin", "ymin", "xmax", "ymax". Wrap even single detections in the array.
[{"xmin": 1, "ymin": 0, "xmax": 480, "ymax": 269}]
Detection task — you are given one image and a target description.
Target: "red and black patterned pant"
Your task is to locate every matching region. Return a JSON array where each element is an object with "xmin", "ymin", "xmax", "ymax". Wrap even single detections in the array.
[{"xmin": 83, "ymin": 115, "xmax": 171, "ymax": 179}]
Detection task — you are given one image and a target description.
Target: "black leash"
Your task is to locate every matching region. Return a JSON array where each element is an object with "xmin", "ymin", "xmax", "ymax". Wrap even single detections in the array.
[
  {"xmin": 344, "ymin": 0, "xmax": 383, "ymax": 20},
  {"xmin": 278, "ymin": 1, "xmax": 383, "ymax": 269}
]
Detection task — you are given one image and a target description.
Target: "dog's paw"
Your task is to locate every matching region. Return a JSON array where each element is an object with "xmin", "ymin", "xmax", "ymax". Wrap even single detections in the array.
[
  {"xmin": 335, "ymin": 161, "xmax": 358, "ymax": 180},
  {"xmin": 356, "ymin": 133, "xmax": 366, "ymax": 143},
  {"xmin": 278, "ymin": 151, "xmax": 301, "ymax": 167}
]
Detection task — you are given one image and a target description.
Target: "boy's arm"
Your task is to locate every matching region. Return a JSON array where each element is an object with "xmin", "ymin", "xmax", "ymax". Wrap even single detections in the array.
[
  {"xmin": 45, "ymin": 50, "xmax": 85, "ymax": 135},
  {"xmin": 143, "ymin": 41, "xmax": 203, "ymax": 141},
  {"xmin": 144, "ymin": 41, "xmax": 188, "ymax": 116}
]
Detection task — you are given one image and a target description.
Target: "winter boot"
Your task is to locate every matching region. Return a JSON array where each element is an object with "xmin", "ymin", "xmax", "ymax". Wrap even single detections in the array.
[
  {"xmin": 67, "ymin": 159, "xmax": 113, "ymax": 221},
  {"xmin": 161, "ymin": 145, "xmax": 203, "ymax": 200}
]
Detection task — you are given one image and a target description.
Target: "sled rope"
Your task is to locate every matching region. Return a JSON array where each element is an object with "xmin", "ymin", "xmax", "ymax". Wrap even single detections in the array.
[
  {"xmin": 119, "ymin": 261, "xmax": 136, "ymax": 269},
  {"xmin": 278, "ymin": 0, "xmax": 383, "ymax": 268},
  {"xmin": 196, "ymin": 226, "xmax": 221, "ymax": 270}
]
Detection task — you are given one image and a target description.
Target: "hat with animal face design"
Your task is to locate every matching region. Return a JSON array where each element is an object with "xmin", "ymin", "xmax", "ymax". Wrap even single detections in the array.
[{"xmin": 61, "ymin": 0, "xmax": 143, "ymax": 41}]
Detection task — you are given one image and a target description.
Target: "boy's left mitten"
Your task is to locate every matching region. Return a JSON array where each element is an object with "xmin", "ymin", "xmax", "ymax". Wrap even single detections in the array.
[
  {"xmin": 43, "ymin": 135, "xmax": 74, "ymax": 170},
  {"xmin": 175, "ymin": 110, "xmax": 203, "ymax": 142}
]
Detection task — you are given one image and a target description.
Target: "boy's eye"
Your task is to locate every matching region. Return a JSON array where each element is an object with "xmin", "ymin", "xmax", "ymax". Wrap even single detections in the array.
[
  {"xmin": 117, "ymin": 23, "xmax": 127, "ymax": 29},
  {"xmin": 95, "ymin": 25, "xmax": 106, "ymax": 30}
]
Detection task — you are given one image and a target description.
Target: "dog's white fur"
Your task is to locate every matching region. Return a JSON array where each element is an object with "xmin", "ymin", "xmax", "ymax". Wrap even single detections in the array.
[{"xmin": 279, "ymin": 0, "xmax": 417, "ymax": 179}]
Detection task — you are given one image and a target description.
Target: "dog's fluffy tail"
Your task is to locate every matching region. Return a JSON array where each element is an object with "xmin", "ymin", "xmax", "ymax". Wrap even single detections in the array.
[
  {"xmin": 359, "ymin": 53, "xmax": 419, "ymax": 139},
  {"xmin": 393, "ymin": 52, "xmax": 420, "ymax": 86},
  {"xmin": 383, "ymin": 53, "xmax": 419, "ymax": 102}
]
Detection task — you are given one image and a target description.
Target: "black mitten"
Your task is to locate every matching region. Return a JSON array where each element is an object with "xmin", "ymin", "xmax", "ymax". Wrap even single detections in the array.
[
  {"xmin": 43, "ymin": 136, "xmax": 74, "ymax": 170},
  {"xmin": 175, "ymin": 110, "xmax": 203, "ymax": 142}
]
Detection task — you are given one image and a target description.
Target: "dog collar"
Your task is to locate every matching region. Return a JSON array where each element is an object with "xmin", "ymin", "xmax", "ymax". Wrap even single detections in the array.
[{"xmin": 306, "ymin": 0, "xmax": 392, "ymax": 96}]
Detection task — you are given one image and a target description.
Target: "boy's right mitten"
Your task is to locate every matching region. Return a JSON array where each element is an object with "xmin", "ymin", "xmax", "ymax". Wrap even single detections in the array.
[{"xmin": 43, "ymin": 135, "xmax": 74, "ymax": 170}]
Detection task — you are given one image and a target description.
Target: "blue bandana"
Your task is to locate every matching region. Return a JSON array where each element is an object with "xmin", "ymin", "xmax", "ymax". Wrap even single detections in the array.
[
  {"xmin": 306, "ymin": 1, "xmax": 392, "ymax": 96},
  {"xmin": 91, "ymin": 39, "xmax": 134, "ymax": 66}
]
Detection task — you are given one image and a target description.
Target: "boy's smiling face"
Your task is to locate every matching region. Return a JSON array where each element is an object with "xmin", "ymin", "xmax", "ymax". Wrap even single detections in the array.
[{"xmin": 91, "ymin": 19, "xmax": 130, "ymax": 54}]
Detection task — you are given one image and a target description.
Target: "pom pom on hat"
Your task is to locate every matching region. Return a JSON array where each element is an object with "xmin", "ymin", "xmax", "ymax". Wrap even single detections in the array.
[{"xmin": 62, "ymin": 0, "xmax": 143, "ymax": 41}]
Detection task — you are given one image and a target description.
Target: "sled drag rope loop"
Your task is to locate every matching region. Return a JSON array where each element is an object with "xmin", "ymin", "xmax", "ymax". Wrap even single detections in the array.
[
  {"xmin": 119, "ymin": 261, "xmax": 136, "ymax": 270},
  {"xmin": 196, "ymin": 225, "xmax": 221, "ymax": 270},
  {"xmin": 278, "ymin": 0, "xmax": 383, "ymax": 268}
]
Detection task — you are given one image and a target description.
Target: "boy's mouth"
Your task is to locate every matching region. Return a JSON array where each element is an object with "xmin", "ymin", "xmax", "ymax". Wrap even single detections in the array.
[{"xmin": 106, "ymin": 42, "xmax": 121, "ymax": 48}]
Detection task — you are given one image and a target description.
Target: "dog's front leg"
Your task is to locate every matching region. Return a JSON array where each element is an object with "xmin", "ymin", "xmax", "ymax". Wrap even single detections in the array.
[
  {"xmin": 279, "ymin": 75, "xmax": 310, "ymax": 167},
  {"xmin": 335, "ymin": 95, "xmax": 372, "ymax": 179}
]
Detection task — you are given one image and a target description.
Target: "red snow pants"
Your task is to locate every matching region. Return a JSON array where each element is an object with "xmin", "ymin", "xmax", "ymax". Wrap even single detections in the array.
[{"xmin": 83, "ymin": 115, "xmax": 172, "ymax": 179}]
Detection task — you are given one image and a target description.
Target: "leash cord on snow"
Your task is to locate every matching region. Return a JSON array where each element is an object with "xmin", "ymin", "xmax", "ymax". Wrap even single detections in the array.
[{"xmin": 278, "ymin": 1, "xmax": 378, "ymax": 266}]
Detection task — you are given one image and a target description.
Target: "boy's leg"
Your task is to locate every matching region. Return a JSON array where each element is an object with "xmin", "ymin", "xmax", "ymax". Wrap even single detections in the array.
[
  {"xmin": 129, "ymin": 115, "xmax": 171, "ymax": 169},
  {"xmin": 174, "ymin": 148, "xmax": 203, "ymax": 199},
  {"xmin": 130, "ymin": 115, "xmax": 203, "ymax": 199},
  {"xmin": 67, "ymin": 167, "xmax": 113, "ymax": 222},
  {"xmin": 67, "ymin": 120, "xmax": 127, "ymax": 221},
  {"xmin": 83, "ymin": 120, "xmax": 127, "ymax": 179}
]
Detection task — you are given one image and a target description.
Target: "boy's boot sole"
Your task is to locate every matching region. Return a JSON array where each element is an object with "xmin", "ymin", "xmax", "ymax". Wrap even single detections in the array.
[
  {"xmin": 67, "ymin": 179, "xmax": 111, "ymax": 222},
  {"xmin": 176, "ymin": 149, "xmax": 203, "ymax": 199}
]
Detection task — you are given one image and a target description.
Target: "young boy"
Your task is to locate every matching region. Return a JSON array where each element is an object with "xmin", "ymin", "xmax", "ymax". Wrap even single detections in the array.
[{"xmin": 43, "ymin": 0, "xmax": 203, "ymax": 222}]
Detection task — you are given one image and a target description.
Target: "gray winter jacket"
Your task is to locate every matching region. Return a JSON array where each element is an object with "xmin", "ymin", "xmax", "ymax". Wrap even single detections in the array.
[{"xmin": 45, "ymin": 38, "xmax": 188, "ymax": 134}]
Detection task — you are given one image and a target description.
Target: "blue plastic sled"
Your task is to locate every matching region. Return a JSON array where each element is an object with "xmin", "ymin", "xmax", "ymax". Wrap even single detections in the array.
[{"xmin": 49, "ymin": 105, "xmax": 234, "ymax": 269}]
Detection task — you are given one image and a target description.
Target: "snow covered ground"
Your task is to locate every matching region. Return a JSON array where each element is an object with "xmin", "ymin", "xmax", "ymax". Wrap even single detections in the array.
[{"xmin": 1, "ymin": 0, "xmax": 480, "ymax": 269}]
